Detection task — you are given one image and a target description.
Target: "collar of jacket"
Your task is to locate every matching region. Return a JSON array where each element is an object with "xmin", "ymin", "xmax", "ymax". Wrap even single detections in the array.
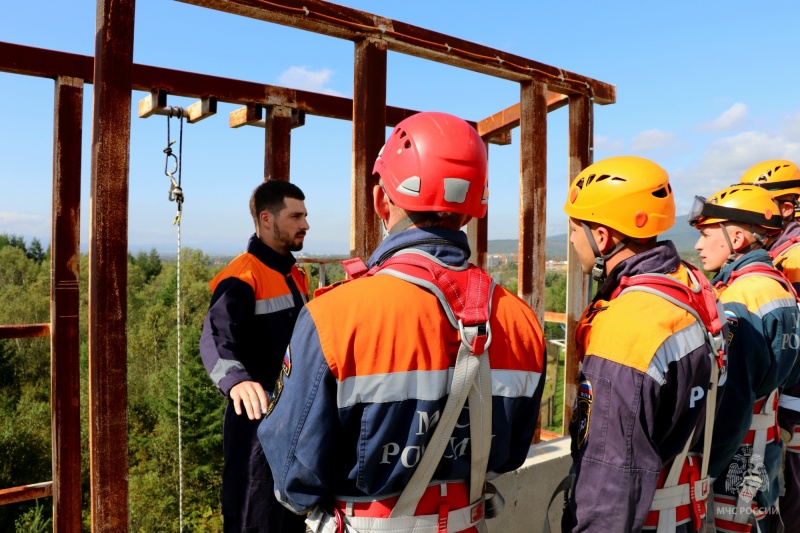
[
  {"xmin": 712, "ymin": 248, "xmax": 772, "ymax": 286},
  {"xmin": 596, "ymin": 240, "xmax": 682, "ymax": 300},
  {"xmin": 366, "ymin": 227, "xmax": 471, "ymax": 268},
  {"xmin": 769, "ymin": 219, "xmax": 800, "ymax": 252},
  {"xmin": 247, "ymin": 233, "xmax": 297, "ymax": 275}
]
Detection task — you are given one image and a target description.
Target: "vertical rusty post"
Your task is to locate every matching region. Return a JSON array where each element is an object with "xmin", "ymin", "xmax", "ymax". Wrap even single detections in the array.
[
  {"xmin": 351, "ymin": 37, "xmax": 386, "ymax": 259},
  {"xmin": 89, "ymin": 0, "xmax": 135, "ymax": 530},
  {"xmin": 466, "ymin": 140, "xmax": 489, "ymax": 269},
  {"xmin": 264, "ymin": 105, "xmax": 293, "ymax": 181},
  {"xmin": 518, "ymin": 80, "xmax": 548, "ymax": 319},
  {"xmin": 51, "ymin": 75, "xmax": 83, "ymax": 533},
  {"xmin": 562, "ymin": 94, "xmax": 593, "ymax": 435}
]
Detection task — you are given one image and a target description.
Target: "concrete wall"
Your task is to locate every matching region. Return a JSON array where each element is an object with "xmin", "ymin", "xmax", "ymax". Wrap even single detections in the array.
[{"xmin": 487, "ymin": 437, "xmax": 572, "ymax": 533}]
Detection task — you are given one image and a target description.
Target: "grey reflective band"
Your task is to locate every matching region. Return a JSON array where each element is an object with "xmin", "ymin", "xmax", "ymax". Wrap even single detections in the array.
[
  {"xmin": 255, "ymin": 293, "xmax": 296, "ymax": 315},
  {"xmin": 210, "ymin": 358, "xmax": 246, "ymax": 386}
]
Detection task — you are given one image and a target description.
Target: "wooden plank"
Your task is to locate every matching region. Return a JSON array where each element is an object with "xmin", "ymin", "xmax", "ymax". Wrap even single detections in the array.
[
  {"xmin": 351, "ymin": 38, "xmax": 386, "ymax": 259},
  {"xmin": 265, "ymin": 105, "xmax": 293, "ymax": 181},
  {"xmin": 51, "ymin": 75, "xmax": 84, "ymax": 533},
  {"xmin": 89, "ymin": 1, "xmax": 134, "ymax": 530},
  {"xmin": 0, "ymin": 482, "xmax": 53, "ymax": 506},
  {"xmin": 544, "ymin": 311, "xmax": 567, "ymax": 324},
  {"xmin": 0, "ymin": 324, "xmax": 49, "ymax": 339},
  {"xmin": 562, "ymin": 94, "xmax": 593, "ymax": 436},
  {"xmin": 477, "ymin": 93, "xmax": 569, "ymax": 139},
  {"xmin": 177, "ymin": 0, "xmax": 615, "ymax": 103}
]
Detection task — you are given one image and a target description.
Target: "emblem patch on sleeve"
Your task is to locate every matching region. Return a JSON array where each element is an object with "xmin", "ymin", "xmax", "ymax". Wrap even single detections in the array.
[
  {"xmin": 574, "ymin": 380, "xmax": 593, "ymax": 449},
  {"xmin": 265, "ymin": 346, "xmax": 292, "ymax": 417}
]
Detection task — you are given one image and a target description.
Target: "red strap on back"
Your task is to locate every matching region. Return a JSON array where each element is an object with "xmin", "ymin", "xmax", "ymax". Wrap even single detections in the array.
[
  {"xmin": 722, "ymin": 261, "xmax": 800, "ymax": 303},
  {"xmin": 769, "ymin": 236, "xmax": 800, "ymax": 261},
  {"xmin": 378, "ymin": 254, "xmax": 492, "ymax": 327},
  {"xmin": 610, "ymin": 261, "xmax": 722, "ymax": 336}
]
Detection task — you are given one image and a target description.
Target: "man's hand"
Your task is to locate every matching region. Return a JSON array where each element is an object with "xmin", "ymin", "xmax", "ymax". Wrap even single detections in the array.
[{"xmin": 230, "ymin": 381, "xmax": 269, "ymax": 420}]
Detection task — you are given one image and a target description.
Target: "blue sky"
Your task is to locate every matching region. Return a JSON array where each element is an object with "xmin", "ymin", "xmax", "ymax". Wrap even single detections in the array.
[{"xmin": 3, "ymin": 1, "xmax": 800, "ymax": 255}]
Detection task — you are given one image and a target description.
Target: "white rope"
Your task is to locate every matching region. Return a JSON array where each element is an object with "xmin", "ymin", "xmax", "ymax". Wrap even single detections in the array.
[{"xmin": 176, "ymin": 218, "xmax": 184, "ymax": 533}]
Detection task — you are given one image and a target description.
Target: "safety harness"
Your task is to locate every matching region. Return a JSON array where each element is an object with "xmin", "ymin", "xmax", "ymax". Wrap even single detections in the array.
[
  {"xmin": 544, "ymin": 261, "xmax": 725, "ymax": 533},
  {"xmin": 306, "ymin": 249, "xmax": 497, "ymax": 533}
]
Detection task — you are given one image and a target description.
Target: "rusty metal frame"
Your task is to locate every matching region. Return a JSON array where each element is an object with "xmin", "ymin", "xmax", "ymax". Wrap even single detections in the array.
[{"xmin": 0, "ymin": 0, "xmax": 611, "ymax": 529}]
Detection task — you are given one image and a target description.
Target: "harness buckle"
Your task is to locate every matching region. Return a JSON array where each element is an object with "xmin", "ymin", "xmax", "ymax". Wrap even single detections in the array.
[{"xmin": 458, "ymin": 320, "xmax": 491, "ymax": 355}]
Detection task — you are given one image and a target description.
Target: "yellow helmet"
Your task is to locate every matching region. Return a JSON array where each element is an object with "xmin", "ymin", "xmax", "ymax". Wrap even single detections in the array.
[
  {"xmin": 738, "ymin": 159, "xmax": 800, "ymax": 198},
  {"xmin": 689, "ymin": 184, "xmax": 782, "ymax": 231},
  {"xmin": 563, "ymin": 155, "xmax": 675, "ymax": 238}
]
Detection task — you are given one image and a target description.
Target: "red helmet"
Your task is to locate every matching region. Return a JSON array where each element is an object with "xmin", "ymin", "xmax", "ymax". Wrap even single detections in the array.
[{"xmin": 372, "ymin": 111, "xmax": 488, "ymax": 218}]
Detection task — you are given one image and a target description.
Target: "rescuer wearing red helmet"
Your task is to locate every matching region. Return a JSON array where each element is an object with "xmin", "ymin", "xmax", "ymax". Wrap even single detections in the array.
[
  {"xmin": 556, "ymin": 156, "xmax": 727, "ymax": 533},
  {"xmin": 258, "ymin": 111, "xmax": 546, "ymax": 533}
]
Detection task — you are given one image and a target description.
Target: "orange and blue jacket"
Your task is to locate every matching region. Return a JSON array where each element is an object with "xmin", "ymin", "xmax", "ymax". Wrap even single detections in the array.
[
  {"xmin": 563, "ymin": 241, "xmax": 722, "ymax": 533},
  {"xmin": 770, "ymin": 221, "xmax": 800, "ymax": 434},
  {"xmin": 708, "ymin": 249, "xmax": 800, "ymax": 510},
  {"xmin": 258, "ymin": 227, "xmax": 546, "ymax": 514},
  {"xmin": 200, "ymin": 234, "xmax": 308, "ymax": 397}
]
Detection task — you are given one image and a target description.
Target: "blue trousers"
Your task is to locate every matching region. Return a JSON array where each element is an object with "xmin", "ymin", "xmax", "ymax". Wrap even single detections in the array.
[{"xmin": 223, "ymin": 402, "xmax": 307, "ymax": 533}]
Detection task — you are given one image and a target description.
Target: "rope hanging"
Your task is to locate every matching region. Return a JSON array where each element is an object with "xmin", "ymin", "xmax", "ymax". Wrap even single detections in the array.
[{"xmin": 163, "ymin": 107, "xmax": 185, "ymax": 532}]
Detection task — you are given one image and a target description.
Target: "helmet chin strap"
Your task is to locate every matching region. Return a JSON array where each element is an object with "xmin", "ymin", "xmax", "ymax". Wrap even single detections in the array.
[
  {"xmin": 582, "ymin": 223, "xmax": 629, "ymax": 283},
  {"xmin": 719, "ymin": 222, "xmax": 762, "ymax": 268}
]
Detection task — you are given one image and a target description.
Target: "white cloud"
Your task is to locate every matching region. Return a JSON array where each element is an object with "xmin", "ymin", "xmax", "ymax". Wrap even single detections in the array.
[
  {"xmin": 670, "ymin": 130, "xmax": 800, "ymax": 213},
  {"xmin": 594, "ymin": 135, "xmax": 624, "ymax": 154},
  {"xmin": 698, "ymin": 103, "xmax": 748, "ymax": 132},
  {"xmin": 0, "ymin": 212, "xmax": 42, "ymax": 224},
  {"xmin": 277, "ymin": 66, "xmax": 343, "ymax": 97},
  {"xmin": 631, "ymin": 129, "xmax": 676, "ymax": 153}
]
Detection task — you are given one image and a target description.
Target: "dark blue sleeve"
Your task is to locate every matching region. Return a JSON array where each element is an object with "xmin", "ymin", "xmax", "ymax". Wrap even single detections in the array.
[
  {"xmin": 199, "ymin": 277, "xmax": 256, "ymax": 397},
  {"xmin": 259, "ymin": 307, "xmax": 338, "ymax": 514}
]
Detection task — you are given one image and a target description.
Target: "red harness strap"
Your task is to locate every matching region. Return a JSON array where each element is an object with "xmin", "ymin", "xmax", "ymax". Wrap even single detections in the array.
[
  {"xmin": 769, "ymin": 236, "xmax": 800, "ymax": 261},
  {"xmin": 611, "ymin": 261, "xmax": 723, "ymax": 338},
  {"xmin": 717, "ymin": 261, "xmax": 800, "ymax": 302},
  {"xmin": 742, "ymin": 394, "xmax": 780, "ymax": 446}
]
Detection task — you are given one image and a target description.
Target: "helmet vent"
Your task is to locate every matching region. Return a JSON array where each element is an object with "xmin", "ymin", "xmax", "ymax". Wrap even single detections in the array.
[
  {"xmin": 593, "ymin": 174, "xmax": 613, "ymax": 183},
  {"xmin": 404, "ymin": 140, "xmax": 411, "ymax": 149},
  {"xmin": 652, "ymin": 187, "xmax": 669, "ymax": 199}
]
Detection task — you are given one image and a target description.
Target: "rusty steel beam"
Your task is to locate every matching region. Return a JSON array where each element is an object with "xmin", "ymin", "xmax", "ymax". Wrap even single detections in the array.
[
  {"xmin": 0, "ymin": 482, "xmax": 53, "ymax": 506},
  {"xmin": 264, "ymin": 105, "xmax": 293, "ymax": 181},
  {"xmin": 466, "ymin": 140, "xmax": 490, "ymax": 269},
  {"xmin": 518, "ymin": 80, "xmax": 548, "ymax": 320},
  {"xmin": 0, "ymin": 324, "xmax": 50, "ymax": 338},
  {"xmin": 0, "ymin": 41, "xmax": 515, "ymax": 145},
  {"xmin": 89, "ymin": 0, "xmax": 134, "ymax": 530},
  {"xmin": 351, "ymin": 38, "xmax": 386, "ymax": 259},
  {"xmin": 51, "ymin": 75, "xmax": 84, "ymax": 533},
  {"xmin": 562, "ymin": 94, "xmax": 593, "ymax": 436},
  {"xmin": 477, "ymin": 93, "xmax": 569, "ymax": 139},
  {"xmin": 177, "ymin": 0, "xmax": 616, "ymax": 103}
]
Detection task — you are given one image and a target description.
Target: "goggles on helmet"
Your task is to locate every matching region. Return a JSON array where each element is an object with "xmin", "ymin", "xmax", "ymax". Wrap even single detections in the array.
[{"xmin": 688, "ymin": 195, "xmax": 782, "ymax": 228}]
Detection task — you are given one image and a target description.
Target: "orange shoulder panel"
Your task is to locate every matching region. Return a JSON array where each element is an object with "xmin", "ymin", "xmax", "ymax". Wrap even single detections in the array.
[
  {"xmin": 307, "ymin": 276, "xmax": 545, "ymax": 380},
  {"xmin": 585, "ymin": 290, "xmax": 697, "ymax": 373}
]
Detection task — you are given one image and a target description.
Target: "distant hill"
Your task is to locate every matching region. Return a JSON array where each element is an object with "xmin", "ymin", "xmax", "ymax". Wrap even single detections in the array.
[{"xmin": 490, "ymin": 215, "xmax": 700, "ymax": 259}]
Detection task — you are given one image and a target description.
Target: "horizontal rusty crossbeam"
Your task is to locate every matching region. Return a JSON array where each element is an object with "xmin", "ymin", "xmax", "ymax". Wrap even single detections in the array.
[
  {"xmin": 0, "ymin": 41, "xmax": 524, "ymax": 143},
  {"xmin": 177, "ymin": 0, "xmax": 615, "ymax": 104},
  {"xmin": 0, "ymin": 482, "xmax": 53, "ymax": 505},
  {"xmin": 0, "ymin": 324, "xmax": 50, "ymax": 339}
]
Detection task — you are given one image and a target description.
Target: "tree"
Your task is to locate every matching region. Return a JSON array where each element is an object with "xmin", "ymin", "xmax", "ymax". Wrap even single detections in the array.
[{"xmin": 26, "ymin": 238, "xmax": 46, "ymax": 264}]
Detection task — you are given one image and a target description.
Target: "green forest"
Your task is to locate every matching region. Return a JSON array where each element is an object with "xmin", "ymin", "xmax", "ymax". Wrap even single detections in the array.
[{"xmin": 0, "ymin": 235, "xmax": 569, "ymax": 532}]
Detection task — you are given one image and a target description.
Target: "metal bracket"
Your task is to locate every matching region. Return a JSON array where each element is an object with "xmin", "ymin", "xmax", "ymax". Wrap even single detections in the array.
[{"xmin": 138, "ymin": 89, "xmax": 217, "ymax": 123}]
